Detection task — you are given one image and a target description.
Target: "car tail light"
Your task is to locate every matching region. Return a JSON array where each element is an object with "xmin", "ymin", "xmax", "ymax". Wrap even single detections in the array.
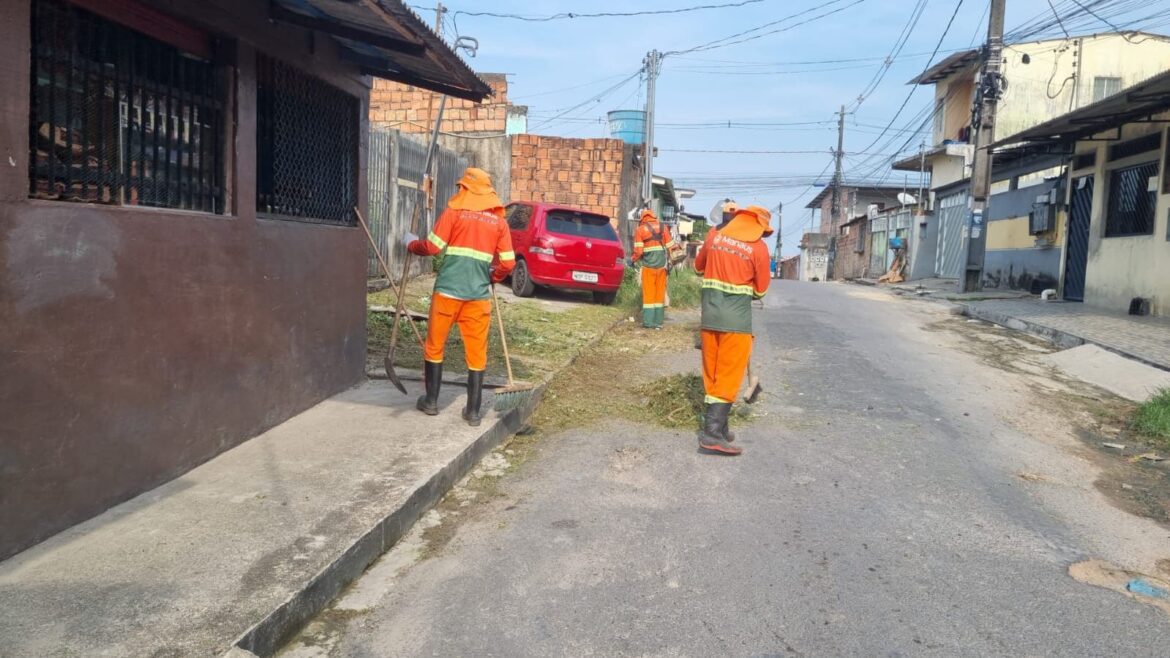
[
  {"xmin": 615, "ymin": 257, "xmax": 625, "ymax": 266},
  {"xmin": 529, "ymin": 237, "xmax": 554, "ymax": 256}
]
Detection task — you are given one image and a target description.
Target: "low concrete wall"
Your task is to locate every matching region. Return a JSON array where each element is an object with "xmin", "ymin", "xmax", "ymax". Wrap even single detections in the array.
[
  {"xmin": 438, "ymin": 134, "xmax": 512, "ymax": 203},
  {"xmin": 983, "ymin": 247, "xmax": 1061, "ymax": 292}
]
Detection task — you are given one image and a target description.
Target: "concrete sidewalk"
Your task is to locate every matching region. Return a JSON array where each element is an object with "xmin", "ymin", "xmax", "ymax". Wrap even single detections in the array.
[
  {"xmin": 959, "ymin": 298, "xmax": 1170, "ymax": 372},
  {"xmin": 0, "ymin": 379, "xmax": 538, "ymax": 657}
]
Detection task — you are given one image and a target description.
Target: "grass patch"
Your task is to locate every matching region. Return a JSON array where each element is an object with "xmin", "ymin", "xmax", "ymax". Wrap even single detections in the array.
[
  {"xmin": 367, "ymin": 275, "xmax": 622, "ymax": 380},
  {"xmin": 1133, "ymin": 388, "xmax": 1170, "ymax": 447},
  {"xmin": 614, "ymin": 265, "xmax": 704, "ymax": 313}
]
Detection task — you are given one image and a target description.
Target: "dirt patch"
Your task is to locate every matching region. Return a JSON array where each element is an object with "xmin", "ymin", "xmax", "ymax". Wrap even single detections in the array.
[
  {"xmin": 1068, "ymin": 559, "xmax": 1170, "ymax": 618},
  {"xmin": 413, "ymin": 311, "xmax": 764, "ymax": 561},
  {"xmin": 925, "ymin": 314, "xmax": 1170, "ymax": 528}
]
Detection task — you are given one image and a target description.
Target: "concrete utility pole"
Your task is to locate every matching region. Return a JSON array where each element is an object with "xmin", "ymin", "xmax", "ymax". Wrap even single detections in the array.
[
  {"xmin": 959, "ymin": 0, "xmax": 1006, "ymax": 293},
  {"xmin": 642, "ymin": 50, "xmax": 660, "ymax": 206},
  {"xmin": 776, "ymin": 202, "xmax": 783, "ymax": 257},
  {"xmin": 830, "ymin": 105, "xmax": 846, "ymax": 233}
]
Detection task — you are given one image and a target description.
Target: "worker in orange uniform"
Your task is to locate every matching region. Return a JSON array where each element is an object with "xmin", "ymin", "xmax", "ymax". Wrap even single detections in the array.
[
  {"xmin": 694, "ymin": 199, "xmax": 741, "ymax": 351},
  {"xmin": 406, "ymin": 168, "xmax": 515, "ymax": 427},
  {"xmin": 692, "ymin": 204, "xmax": 773, "ymax": 456},
  {"xmin": 631, "ymin": 208, "xmax": 675, "ymax": 329}
]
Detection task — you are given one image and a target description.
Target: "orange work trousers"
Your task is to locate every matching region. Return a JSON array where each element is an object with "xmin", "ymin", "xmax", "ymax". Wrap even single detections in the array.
[
  {"xmin": 424, "ymin": 293, "xmax": 492, "ymax": 371},
  {"xmin": 641, "ymin": 267, "xmax": 667, "ymax": 328},
  {"xmin": 701, "ymin": 329, "xmax": 753, "ymax": 404}
]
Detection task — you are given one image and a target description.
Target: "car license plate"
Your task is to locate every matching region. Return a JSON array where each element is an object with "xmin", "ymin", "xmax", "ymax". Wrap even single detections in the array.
[{"xmin": 572, "ymin": 271, "xmax": 599, "ymax": 283}]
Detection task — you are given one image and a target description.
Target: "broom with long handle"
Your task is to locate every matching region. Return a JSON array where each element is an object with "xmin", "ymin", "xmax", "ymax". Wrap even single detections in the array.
[{"xmin": 490, "ymin": 284, "xmax": 536, "ymax": 412}]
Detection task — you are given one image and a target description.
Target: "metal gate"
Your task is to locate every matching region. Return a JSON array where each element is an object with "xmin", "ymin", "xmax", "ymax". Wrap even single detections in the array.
[
  {"xmin": 1064, "ymin": 176, "xmax": 1094, "ymax": 301},
  {"xmin": 366, "ymin": 129, "xmax": 469, "ymax": 278},
  {"xmin": 869, "ymin": 215, "xmax": 888, "ymax": 276},
  {"xmin": 936, "ymin": 192, "xmax": 967, "ymax": 279}
]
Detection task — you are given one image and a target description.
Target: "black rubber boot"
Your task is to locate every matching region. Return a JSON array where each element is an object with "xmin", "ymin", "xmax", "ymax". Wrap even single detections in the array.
[
  {"xmin": 416, "ymin": 361, "xmax": 442, "ymax": 416},
  {"xmin": 698, "ymin": 403, "xmax": 741, "ymax": 455},
  {"xmin": 723, "ymin": 414, "xmax": 737, "ymax": 443},
  {"xmin": 462, "ymin": 369, "xmax": 485, "ymax": 427}
]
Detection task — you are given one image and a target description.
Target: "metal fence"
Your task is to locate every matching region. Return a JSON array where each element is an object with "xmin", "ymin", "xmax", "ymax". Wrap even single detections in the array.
[{"xmin": 366, "ymin": 128, "xmax": 469, "ymax": 278}]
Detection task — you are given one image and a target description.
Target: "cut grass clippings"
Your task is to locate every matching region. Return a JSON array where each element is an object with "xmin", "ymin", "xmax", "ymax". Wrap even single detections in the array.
[
  {"xmin": 1133, "ymin": 388, "xmax": 1170, "ymax": 449},
  {"xmin": 367, "ymin": 275, "xmax": 622, "ymax": 380}
]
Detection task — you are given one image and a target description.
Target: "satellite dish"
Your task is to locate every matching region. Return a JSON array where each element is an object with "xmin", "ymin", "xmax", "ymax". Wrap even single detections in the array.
[{"xmin": 897, "ymin": 192, "xmax": 917, "ymax": 206}]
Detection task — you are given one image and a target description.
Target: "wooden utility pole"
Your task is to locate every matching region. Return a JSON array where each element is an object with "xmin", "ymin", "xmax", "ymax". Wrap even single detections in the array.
[
  {"xmin": 959, "ymin": 0, "xmax": 1007, "ymax": 292},
  {"xmin": 830, "ymin": 105, "xmax": 846, "ymax": 232}
]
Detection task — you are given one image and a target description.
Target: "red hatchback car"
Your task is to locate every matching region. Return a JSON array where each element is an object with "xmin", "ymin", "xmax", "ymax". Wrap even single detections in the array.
[{"xmin": 504, "ymin": 202, "xmax": 626, "ymax": 304}]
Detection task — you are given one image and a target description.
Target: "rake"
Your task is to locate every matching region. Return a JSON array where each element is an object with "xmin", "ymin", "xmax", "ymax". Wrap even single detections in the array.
[{"xmin": 490, "ymin": 284, "xmax": 537, "ymax": 412}]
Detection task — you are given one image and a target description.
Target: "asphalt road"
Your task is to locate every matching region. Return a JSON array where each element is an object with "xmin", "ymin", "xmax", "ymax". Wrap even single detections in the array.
[{"xmin": 284, "ymin": 281, "xmax": 1170, "ymax": 657}]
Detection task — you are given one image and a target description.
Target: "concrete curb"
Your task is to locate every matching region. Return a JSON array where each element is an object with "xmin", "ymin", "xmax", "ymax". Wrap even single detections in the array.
[
  {"xmin": 957, "ymin": 301, "xmax": 1170, "ymax": 373},
  {"xmin": 849, "ymin": 279, "xmax": 1169, "ymax": 372},
  {"xmin": 957, "ymin": 302, "xmax": 1086, "ymax": 350},
  {"xmin": 226, "ymin": 316, "xmax": 624, "ymax": 657}
]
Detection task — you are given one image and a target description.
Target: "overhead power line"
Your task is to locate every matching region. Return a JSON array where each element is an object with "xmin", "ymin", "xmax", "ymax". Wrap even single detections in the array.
[
  {"xmin": 850, "ymin": 0, "xmax": 966, "ymax": 159},
  {"xmin": 667, "ymin": 0, "xmax": 869, "ymax": 55},
  {"xmin": 447, "ymin": 0, "xmax": 771, "ymax": 22}
]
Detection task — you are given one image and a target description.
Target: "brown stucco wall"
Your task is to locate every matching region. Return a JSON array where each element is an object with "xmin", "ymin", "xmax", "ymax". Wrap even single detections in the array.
[{"xmin": 0, "ymin": 0, "xmax": 369, "ymax": 560}]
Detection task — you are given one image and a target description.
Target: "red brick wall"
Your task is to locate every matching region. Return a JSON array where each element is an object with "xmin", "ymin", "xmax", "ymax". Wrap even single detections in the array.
[
  {"xmin": 370, "ymin": 73, "xmax": 509, "ymax": 134},
  {"xmin": 832, "ymin": 222, "xmax": 869, "ymax": 280},
  {"xmin": 780, "ymin": 256, "xmax": 800, "ymax": 280},
  {"xmin": 510, "ymin": 134, "xmax": 625, "ymax": 220}
]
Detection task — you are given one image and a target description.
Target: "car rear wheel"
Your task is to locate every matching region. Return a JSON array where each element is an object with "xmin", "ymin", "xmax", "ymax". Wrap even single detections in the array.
[
  {"xmin": 512, "ymin": 260, "xmax": 536, "ymax": 297},
  {"xmin": 592, "ymin": 290, "xmax": 617, "ymax": 305}
]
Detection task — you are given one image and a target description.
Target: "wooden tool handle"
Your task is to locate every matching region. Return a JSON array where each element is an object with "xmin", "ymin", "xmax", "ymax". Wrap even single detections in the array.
[
  {"xmin": 355, "ymin": 207, "xmax": 423, "ymax": 348},
  {"xmin": 490, "ymin": 284, "xmax": 516, "ymax": 386}
]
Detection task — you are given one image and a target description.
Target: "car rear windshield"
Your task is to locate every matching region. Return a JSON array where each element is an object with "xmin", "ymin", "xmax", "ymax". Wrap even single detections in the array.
[{"xmin": 545, "ymin": 210, "xmax": 618, "ymax": 241}]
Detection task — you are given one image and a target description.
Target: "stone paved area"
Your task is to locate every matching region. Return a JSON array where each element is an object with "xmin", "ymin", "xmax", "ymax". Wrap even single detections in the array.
[{"xmin": 965, "ymin": 299, "xmax": 1170, "ymax": 371}]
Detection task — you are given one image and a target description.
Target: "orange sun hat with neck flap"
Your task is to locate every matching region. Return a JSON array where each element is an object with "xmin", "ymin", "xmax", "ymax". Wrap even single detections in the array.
[
  {"xmin": 448, "ymin": 167, "xmax": 504, "ymax": 213},
  {"xmin": 719, "ymin": 204, "xmax": 774, "ymax": 242}
]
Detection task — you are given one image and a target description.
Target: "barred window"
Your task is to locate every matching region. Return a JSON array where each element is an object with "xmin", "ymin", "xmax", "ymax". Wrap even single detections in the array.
[
  {"xmin": 1105, "ymin": 161, "xmax": 1159, "ymax": 237},
  {"xmin": 29, "ymin": 0, "xmax": 225, "ymax": 212},
  {"xmin": 256, "ymin": 55, "xmax": 359, "ymax": 225}
]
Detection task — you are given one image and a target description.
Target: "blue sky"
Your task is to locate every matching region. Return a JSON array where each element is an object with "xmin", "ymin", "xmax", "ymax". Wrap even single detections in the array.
[{"xmin": 421, "ymin": 0, "xmax": 1164, "ymax": 255}]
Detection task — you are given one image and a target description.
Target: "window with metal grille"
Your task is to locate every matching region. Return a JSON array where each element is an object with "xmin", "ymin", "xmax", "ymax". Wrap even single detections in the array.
[
  {"xmin": 29, "ymin": 0, "xmax": 224, "ymax": 211},
  {"xmin": 1105, "ymin": 161, "xmax": 1159, "ymax": 237},
  {"xmin": 256, "ymin": 55, "xmax": 358, "ymax": 225}
]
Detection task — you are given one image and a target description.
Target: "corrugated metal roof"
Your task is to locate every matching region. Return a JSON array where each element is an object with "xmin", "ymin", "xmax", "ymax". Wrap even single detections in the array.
[
  {"xmin": 907, "ymin": 49, "xmax": 979, "ymax": 85},
  {"xmin": 992, "ymin": 68, "xmax": 1170, "ymax": 148},
  {"xmin": 271, "ymin": 0, "xmax": 492, "ymax": 101}
]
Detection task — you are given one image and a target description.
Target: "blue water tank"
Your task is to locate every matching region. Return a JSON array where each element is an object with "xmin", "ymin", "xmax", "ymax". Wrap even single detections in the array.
[{"xmin": 608, "ymin": 110, "xmax": 646, "ymax": 145}]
